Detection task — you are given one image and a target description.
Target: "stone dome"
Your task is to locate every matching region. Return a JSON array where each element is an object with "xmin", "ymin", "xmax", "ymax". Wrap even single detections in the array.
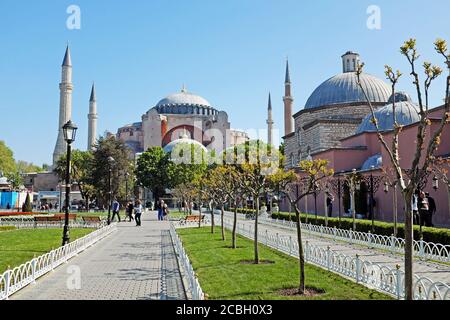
[
  {"xmin": 305, "ymin": 72, "xmax": 391, "ymax": 109},
  {"xmin": 356, "ymin": 92, "xmax": 420, "ymax": 134},
  {"xmin": 361, "ymin": 154, "xmax": 382, "ymax": 171},
  {"xmin": 153, "ymin": 86, "xmax": 219, "ymax": 116},
  {"xmin": 163, "ymin": 133, "xmax": 208, "ymax": 154}
]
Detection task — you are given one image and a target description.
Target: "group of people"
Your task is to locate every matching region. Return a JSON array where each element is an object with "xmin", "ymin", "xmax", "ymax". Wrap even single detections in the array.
[
  {"xmin": 412, "ymin": 191, "xmax": 436, "ymax": 227},
  {"xmin": 109, "ymin": 199, "xmax": 169, "ymax": 226}
]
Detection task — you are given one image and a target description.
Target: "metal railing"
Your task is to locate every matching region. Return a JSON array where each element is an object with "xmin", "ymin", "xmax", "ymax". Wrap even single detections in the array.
[
  {"xmin": 0, "ymin": 217, "xmax": 107, "ymax": 229},
  {"xmin": 258, "ymin": 216, "xmax": 450, "ymax": 264},
  {"xmin": 0, "ymin": 223, "xmax": 117, "ymax": 300},
  {"xmin": 169, "ymin": 223, "xmax": 205, "ymax": 300},
  {"xmin": 222, "ymin": 217, "xmax": 450, "ymax": 300}
]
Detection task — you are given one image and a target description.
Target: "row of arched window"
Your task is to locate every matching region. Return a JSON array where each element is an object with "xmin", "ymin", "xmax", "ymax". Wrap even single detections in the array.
[{"xmin": 156, "ymin": 104, "xmax": 219, "ymax": 116}]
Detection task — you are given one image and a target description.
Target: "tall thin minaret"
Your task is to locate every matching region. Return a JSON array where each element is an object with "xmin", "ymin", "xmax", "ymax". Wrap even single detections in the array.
[
  {"xmin": 52, "ymin": 45, "xmax": 73, "ymax": 167},
  {"xmin": 283, "ymin": 59, "xmax": 294, "ymax": 136},
  {"xmin": 266, "ymin": 93, "xmax": 274, "ymax": 146},
  {"xmin": 87, "ymin": 83, "xmax": 98, "ymax": 150}
]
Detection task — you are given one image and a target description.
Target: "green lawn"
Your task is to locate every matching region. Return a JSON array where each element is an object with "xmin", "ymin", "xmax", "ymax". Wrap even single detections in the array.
[
  {"xmin": 177, "ymin": 227, "xmax": 392, "ymax": 300},
  {"xmin": 0, "ymin": 228, "xmax": 94, "ymax": 273}
]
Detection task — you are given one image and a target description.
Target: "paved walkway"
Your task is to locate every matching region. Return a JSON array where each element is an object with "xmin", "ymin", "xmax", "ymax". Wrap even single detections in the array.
[
  {"xmin": 12, "ymin": 213, "xmax": 186, "ymax": 300},
  {"xmin": 221, "ymin": 211, "xmax": 450, "ymax": 285}
]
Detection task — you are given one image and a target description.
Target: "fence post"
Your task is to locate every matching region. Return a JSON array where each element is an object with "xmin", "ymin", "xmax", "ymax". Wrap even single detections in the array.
[
  {"xmin": 276, "ymin": 233, "xmax": 279, "ymax": 250},
  {"xmin": 320, "ymin": 225, "xmax": 324, "ymax": 237},
  {"xmin": 327, "ymin": 246, "xmax": 331, "ymax": 271},
  {"xmin": 419, "ymin": 237, "xmax": 425, "ymax": 258},
  {"xmin": 265, "ymin": 230, "xmax": 268, "ymax": 246},
  {"xmin": 31, "ymin": 257, "xmax": 37, "ymax": 284},
  {"xmin": 305, "ymin": 241, "xmax": 309, "ymax": 261},
  {"xmin": 50, "ymin": 249, "xmax": 55, "ymax": 271},
  {"xmin": 289, "ymin": 236, "xmax": 292, "ymax": 255},
  {"xmin": 349, "ymin": 230, "xmax": 353, "ymax": 244},
  {"xmin": 4, "ymin": 269, "xmax": 11, "ymax": 300},
  {"xmin": 391, "ymin": 234, "xmax": 395, "ymax": 253},
  {"xmin": 395, "ymin": 264, "xmax": 402, "ymax": 300},
  {"xmin": 333, "ymin": 227, "xmax": 337, "ymax": 242},
  {"xmin": 355, "ymin": 254, "xmax": 360, "ymax": 283},
  {"xmin": 368, "ymin": 231, "xmax": 372, "ymax": 248}
]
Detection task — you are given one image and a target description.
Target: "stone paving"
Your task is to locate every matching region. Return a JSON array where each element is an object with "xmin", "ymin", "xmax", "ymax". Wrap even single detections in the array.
[
  {"xmin": 11, "ymin": 213, "xmax": 186, "ymax": 300},
  {"xmin": 221, "ymin": 211, "xmax": 450, "ymax": 285}
]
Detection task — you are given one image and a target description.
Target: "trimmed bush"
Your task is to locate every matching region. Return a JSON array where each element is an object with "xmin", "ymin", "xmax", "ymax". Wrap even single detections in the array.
[
  {"xmin": 271, "ymin": 212, "xmax": 450, "ymax": 245},
  {"xmin": 0, "ymin": 226, "xmax": 16, "ymax": 232}
]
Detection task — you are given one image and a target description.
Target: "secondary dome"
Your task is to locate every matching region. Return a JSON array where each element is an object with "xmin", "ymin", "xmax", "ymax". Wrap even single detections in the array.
[
  {"xmin": 305, "ymin": 72, "xmax": 391, "ymax": 109},
  {"xmin": 356, "ymin": 92, "xmax": 420, "ymax": 134},
  {"xmin": 156, "ymin": 86, "xmax": 211, "ymax": 107},
  {"xmin": 163, "ymin": 132, "xmax": 208, "ymax": 154},
  {"xmin": 361, "ymin": 154, "xmax": 382, "ymax": 171},
  {"xmin": 304, "ymin": 51, "xmax": 391, "ymax": 109}
]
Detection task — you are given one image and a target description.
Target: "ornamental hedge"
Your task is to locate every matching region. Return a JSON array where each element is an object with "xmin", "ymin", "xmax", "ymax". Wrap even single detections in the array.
[
  {"xmin": 0, "ymin": 226, "xmax": 16, "ymax": 232},
  {"xmin": 271, "ymin": 211, "xmax": 450, "ymax": 245}
]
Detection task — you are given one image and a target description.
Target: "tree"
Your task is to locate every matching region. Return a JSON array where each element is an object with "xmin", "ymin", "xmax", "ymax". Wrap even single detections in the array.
[
  {"xmin": 136, "ymin": 147, "xmax": 172, "ymax": 202},
  {"xmin": 356, "ymin": 38, "xmax": 450, "ymax": 299},
  {"xmin": 54, "ymin": 150, "xmax": 95, "ymax": 209},
  {"xmin": 270, "ymin": 159, "xmax": 334, "ymax": 294},
  {"xmin": 22, "ymin": 193, "xmax": 32, "ymax": 212},
  {"xmin": 238, "ymin": 140, "xmax": 280, "ymax": 264},
  {"xmin": 0, "ymin": 141, "xmax": 16, "ymax": 176},
  {"xmin": 16, "ymin": 160, "xmax": 44, "ymax": 174},
  {"xmin": 6, "ymin": 171, "xmax": 23, "ymax": 191},
  {"xmin": 91, "ymin": 136, "xmax": 134, "ymax": 206}
]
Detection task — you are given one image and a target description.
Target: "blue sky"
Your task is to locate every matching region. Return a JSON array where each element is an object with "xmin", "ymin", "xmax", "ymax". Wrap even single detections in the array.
[{"xmin": 0, "ymin": 0, "xmax": 449, "ymax": 166}]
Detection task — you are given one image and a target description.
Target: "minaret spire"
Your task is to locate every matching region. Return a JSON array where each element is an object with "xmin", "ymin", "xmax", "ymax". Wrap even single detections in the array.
[
  {"xmin": 88, "ymin": 83, "xmax": 98, "ymax": 150},
  {"xmin": 283, "ymin": 58, "xmax": 294, "ymax": 136},
  {"xmin": 267, "ymin": 92, "xmax": 274, "ymax": 146},
  {"xmin": 52, "ymin": 45, "xmax": 74, "ymax": 167}
]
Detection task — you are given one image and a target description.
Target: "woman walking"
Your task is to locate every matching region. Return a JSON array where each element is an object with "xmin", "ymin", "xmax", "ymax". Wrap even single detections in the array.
[{"xmin": 134, "ymin": 200, "xmax": 143, "ymax": 227}]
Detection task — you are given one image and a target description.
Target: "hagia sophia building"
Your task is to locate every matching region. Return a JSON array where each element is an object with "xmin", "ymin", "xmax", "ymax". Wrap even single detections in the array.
[
  {"xmin": 280, "ymin": 51, "xmax": 450, "ymax": 227},
  {"xmin": 116, "ymin": 86, "xmax": 248, "ymax": 156}
]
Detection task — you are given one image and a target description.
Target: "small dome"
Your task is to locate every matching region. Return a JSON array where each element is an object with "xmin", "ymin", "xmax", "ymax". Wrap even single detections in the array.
[
  {"xmin": 356, "ymin": 92, "xmax": 420, "ymax": 134},
  {"xmin": 163, "ymin": 137, "xmax": 208, "ymax": 154},
  {"xmin": 156, "ymin": 87, "xmax": 211, "ymax": 107},
  {"xmin": 305, "ymin": 72, "xmax": 391, "ymax": 109},
  {"xmin": 361, "ymin": 154, "xmax": 382, "ymax": 171}
]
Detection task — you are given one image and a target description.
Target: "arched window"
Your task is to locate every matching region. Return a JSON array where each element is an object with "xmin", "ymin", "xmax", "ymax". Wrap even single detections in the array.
[
  {"xmin": 290, "ymin": 154, "xmax": 295, "ymax": 167},
  {"xmin": 297, "ymin": 128, "xmax": 301, "ymax": 145}
]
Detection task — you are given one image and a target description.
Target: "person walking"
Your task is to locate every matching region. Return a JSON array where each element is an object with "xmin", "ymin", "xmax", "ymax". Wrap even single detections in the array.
[
  {"xmin": 418, "ymin": 191, "xmax": 429, "ymax": 228},
  {"xmin": 412, "ymin": 192, "xmax": 419, "ymax": 225},
  {"xmin": 111, "ymin": 199, "xmax": 121, "ymax": 222},
  {"xmin": 126, "ymin": 201, "xmax": 134, "ymax": 222},
  {"xmin": 158, "ymin": 200, "xmax": 165, "ymax": 221},
  {"xmin": 134, "ymin": 200, "xmax": 143, "ymax": 226},
  {"xmin": 426, "ymin": 192, "xmax": 436, "ymax": 227},
  {"xmin": 326, "ymin": 192, "xmax": 334, "ymax": 217}
]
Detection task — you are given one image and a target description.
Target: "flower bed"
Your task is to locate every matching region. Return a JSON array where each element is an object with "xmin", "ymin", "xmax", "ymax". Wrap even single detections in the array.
[{"xmin": 0, "ymin": 212, "xmax": 36, "ymax": 217}]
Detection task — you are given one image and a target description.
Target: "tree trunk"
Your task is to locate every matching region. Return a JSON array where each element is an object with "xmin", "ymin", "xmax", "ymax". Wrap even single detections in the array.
[
  {"xmin": 402, "ymin": 190, "xmax": 414, "ymax": 300},
  {"xmin": 294, "ymin": 205, "xmax": 306, "ymax": 294},
  {"xmin": 221, "ymin": 204, "xmax": 226, "ymax": 241},
  {"xmin": 198, "ymin": 201, "xmax": 202, "ymax": 228},
  {"xmin": 254, "ymin": 196, "xmax": 259, "ymax": 264},
  {"xmin": 393, "ymin": 185, "xmax": 398, "ymax": 237},
  {"xmin": 210, "ymin": 202, "xmax": 215, "ymax": 234},
  {"xmin": 232, "ymin": 199, "xmax": 238, "ymax": 249},
  {"xmin": 447, "ymin": 184, "xmax": 450, "ymax": 224}
]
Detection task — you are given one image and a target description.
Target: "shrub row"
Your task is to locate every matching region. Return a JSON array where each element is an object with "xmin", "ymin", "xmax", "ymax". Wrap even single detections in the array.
[
  {"xmin": 0, "ymin": 226, "xmax": 16, "ymax": 232},
  {"xmin": 271, "ymin": 212, "xmax": 450, "ymax": 245}
]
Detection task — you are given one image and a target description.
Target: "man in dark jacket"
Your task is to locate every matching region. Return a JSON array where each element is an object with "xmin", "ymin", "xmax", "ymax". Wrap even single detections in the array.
[{"xmin": 425, "ymin": 192, "xmax": 436, "ymax": 227}]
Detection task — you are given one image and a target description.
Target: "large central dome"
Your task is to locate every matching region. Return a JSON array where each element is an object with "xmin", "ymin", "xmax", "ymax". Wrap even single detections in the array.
[
  {"xmin": 304, "ymin": 72, "xmax": 391, "ymax": 109},
  {"xmin": 156, "ymin": 87, "xmax": 211, "ymax": 107}
]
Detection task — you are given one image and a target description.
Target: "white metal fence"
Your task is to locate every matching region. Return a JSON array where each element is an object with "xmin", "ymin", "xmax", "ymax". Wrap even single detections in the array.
[
  {"xmin": 0, "ymin": 217, "xmax": 106, "ymax": 229},
  {"xmin": 169, "ymin": 223, "xmax": 205, "ymax": 300},
  {"xmin": 222, "ymin": 217, "xmax": 450, "ymax": 300},
  {"xmin": 257, "ymin": 216, "xmax": 450, "ymax": 264},
  {"xmin": 0, "ymin": 223, "xmax": 117, "ymax": 300}
]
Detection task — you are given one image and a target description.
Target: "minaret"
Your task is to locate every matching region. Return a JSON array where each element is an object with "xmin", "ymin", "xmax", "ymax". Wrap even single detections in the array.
[
  {"xmin": 266, "ymin": 93, "xmax": 274, "ymax": 146},
  {"xmin": 52, "ymin": 45, "xmax": 73, "ymax": 167},
  {"xmin": 283, "ymin": 59, "xmax": 294, "ymax": 136},
  {"xmin": 87, "ymin": 83, "xmax": 98, "ymax": 150}
]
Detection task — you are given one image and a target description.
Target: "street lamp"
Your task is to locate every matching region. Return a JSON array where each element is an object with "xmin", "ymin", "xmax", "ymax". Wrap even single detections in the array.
[
  {"xmin": 61, "ymin": 120, "xmax": 78, "ymax": 246},
  {"xmin": 125, "ymin": 172, "xmax": 130, "ymax": 205},
  {"xmin": 107, "ymin": 156, "xmax": 115, "ymax": 225}
]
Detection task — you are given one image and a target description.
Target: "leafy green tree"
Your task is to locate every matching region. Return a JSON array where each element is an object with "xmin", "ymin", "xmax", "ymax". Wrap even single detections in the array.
[
  {"xmin": 0, "ymin": 141, "xmax": 16, "ymax": 176},
  {"xmin": 136, "ymin": 147, "xmax": 172, "ymax": 201},
  {"xmin": 54, "ymin": 150, "xmax": 96, "ymax": 208},
  {"xmin": 16, "ymin": 160, "xmax": 44, "ymax": 174},
  {"xmin": 91, "ymin": 136, "xmax": 134, "ymax": 206},
  {"xmin": 6, "ymin": 171, "xmax": 23, "ymax": 190}
]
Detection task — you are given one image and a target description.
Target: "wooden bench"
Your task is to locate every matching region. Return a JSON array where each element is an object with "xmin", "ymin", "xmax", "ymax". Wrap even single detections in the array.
[
  {"xmin": 54, "ymin": 214, "xmax": 77, "ymax": 221},
  {"xmin": 182, "ymin": 215, "xmax": 206, "ymax": 224},
  {"xmin": 82, "ymin": 216, "xmax": 102, "ymax": 223}
]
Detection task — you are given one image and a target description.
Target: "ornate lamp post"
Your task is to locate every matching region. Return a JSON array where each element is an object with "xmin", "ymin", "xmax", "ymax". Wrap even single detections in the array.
[
  {"xmin": 125, "ymin": 172, "xmax": 130, "ymax": 205},
  {"xmin": 107, "ymin": 156, "xmax": 115, "ymax": 225},
  {"xmin": 61, "ymin": 120, "xmax": 78, "ymax": 246}
]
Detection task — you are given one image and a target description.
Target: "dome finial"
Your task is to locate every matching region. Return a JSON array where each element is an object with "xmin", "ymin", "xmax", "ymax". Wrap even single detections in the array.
[{"xmin": 181, "ymin": 84, "xmax": 187, "ymax": 93}]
